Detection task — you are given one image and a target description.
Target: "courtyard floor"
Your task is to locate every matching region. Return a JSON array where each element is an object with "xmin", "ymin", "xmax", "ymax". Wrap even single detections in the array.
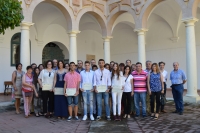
[{"xmin": 0, "ymin": 100, "xmax": 200, "ymax": 133}]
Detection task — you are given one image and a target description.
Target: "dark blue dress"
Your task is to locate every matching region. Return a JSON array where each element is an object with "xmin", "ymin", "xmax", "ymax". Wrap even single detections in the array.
[{"xmin": 54, "ymin": 72, "xmax": 68, "ymax": 117}]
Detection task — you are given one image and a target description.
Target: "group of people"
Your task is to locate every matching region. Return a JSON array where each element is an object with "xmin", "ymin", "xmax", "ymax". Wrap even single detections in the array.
[{"xmin": 11, "ymin": 58, "xmax": 187, "ymax": 121}]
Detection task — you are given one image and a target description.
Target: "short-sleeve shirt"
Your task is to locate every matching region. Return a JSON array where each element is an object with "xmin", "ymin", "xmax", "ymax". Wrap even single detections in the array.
[
  {"xmin": 132, "ymin": 70, "xmax": 148, "ymax": 92},
  {"xmin": 64, "ymin": 71, "xmax": 81, "ymax": 89},
  {"xmin": 123, "ymin": 75, "xmax": 133, "ymax": 92},
  {"xmin": 170, "ymin": 69, "xmax": 187, "ymax": 85},
  {"xmin": 38, "ymin": 69, "xmax": 55, "ymax": 85}
]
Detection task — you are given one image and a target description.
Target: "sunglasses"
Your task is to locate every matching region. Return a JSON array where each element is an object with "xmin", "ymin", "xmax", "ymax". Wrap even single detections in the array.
[{"xmin": 49, "ymin": 72, "xmax": 51, "ymax": 77}]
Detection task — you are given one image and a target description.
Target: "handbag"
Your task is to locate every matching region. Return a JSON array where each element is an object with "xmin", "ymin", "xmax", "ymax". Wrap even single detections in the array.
[
  {"xmin": 25, "ymin": 92, "xmax": 33, "ymax": 97},
  {"xmin": 160, "ymin": 94, "xmax": 167, "ymax": 105}
]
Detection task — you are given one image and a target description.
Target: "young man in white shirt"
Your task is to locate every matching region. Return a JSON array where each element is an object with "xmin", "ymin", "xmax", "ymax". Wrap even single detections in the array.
[
  {"xmin": 80, "ymin": 61, "xmax": 95, "ymax": 121},
  {"xmin": 94, "ymin": 59, "xmax": 111, "ymax": 121}
]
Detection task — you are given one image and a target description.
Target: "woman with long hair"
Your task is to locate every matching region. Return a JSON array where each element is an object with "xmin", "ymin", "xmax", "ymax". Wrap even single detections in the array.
[
  {"xmin": 147, "ymin": 63, "xmax": 164, "ymax": 119},
  {"xmin": 122, "ymin": 65, "xmax": 133, "ymax": 119},
  {"xmin": 53, "ymin": 60, "xmax": 68, "ymax": 119},
  {"xmin": 12, "ymin": 63, "xmax": 25, "ymax": 114},
  {"xmin": 111, "ymin": 63, "xmax": 124, "ymax": 121}
]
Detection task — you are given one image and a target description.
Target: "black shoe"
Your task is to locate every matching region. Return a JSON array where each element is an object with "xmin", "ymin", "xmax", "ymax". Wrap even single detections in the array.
[
  {"xmin": 179, "ymin": 112, "xmax": 183, "ymax": 115},
  {"xmin": 93, "ymin": 114, "xmax": 97, "ymax": 119},
  {"xmin": 172, "ymin": 110, "xmax": 179, "ymax": 113}
]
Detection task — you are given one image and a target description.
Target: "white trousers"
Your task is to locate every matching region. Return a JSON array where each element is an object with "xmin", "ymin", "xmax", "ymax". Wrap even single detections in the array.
[{"xmin": 112, "ymin": 92, "xmax": 122, "ymax": 115}]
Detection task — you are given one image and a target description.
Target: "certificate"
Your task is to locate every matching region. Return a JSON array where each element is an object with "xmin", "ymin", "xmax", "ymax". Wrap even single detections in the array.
[
  {"xmin": 112, "ymin": 85, "xmax": 123, "ymax": 93},
  {"xmin": 66, "ymin": 88, "xmax": 76, "ymax": 96},
  {"xmin": 54, "ymin": 87, "xmax": 64, "ymax": 95},
  {"xmin": 42, "ymin": 84, "xmax": 52, "ymax": 91},
  {"xmin": 96, "ymin": 85, "xmax": 107, "ymax": 92},
  {"xmin": 83, "ymin": 83, "xmax": 93, "ymax": 90}
]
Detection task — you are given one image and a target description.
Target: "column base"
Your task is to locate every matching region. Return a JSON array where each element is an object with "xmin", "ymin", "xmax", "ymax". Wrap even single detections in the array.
[{"xmin": 183, "ymin": 96, "xmax": 200, "ymax": 104}]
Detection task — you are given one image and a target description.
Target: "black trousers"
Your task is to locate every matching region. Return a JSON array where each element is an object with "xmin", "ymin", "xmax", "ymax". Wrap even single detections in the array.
[
  {"xmin": 161, "ymin": 82, "xmax": 166, "ymax": 111},
  {"xmin": 42, "ymin": 91, "xmax": 54, "ymax": 113},
  {"xmin": 150, "ymin": 91, "xmax": 161, "ymax": 113},
  {"xmin": 122, "ymin": 92, "xmax": 132, "ymax": 114}
]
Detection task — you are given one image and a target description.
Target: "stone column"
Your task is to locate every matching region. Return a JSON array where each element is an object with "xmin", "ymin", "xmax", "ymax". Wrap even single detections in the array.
[
  {"xmin": 135, "ymin": 29, "xmax": 148, "ymax": 69},
  {"xmin": 183, "ymin": 18, "xmax": 200, "ymax": 103},
  {"xmin": 20, "ymin": 22, "xmax": 34, "ymax": 70},
  {"xmin": 103, "ymin": 36, "xmax": 112, "ymax": 63},
  {"xmin": 68, "ymin": 31, "xmax": 80, "ymax": 64}
]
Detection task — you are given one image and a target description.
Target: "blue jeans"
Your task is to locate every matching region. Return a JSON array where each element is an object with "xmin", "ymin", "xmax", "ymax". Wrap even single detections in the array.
[
  {"xmin": 82, "ymin": 91, "xmax": 93, "ymax": 115},
  {"xmin": 171, "ymin": 84, "xmax": 184, "ymax": 113},
  {"xmin": 134, "ymin": 92, "xmax": 147, "ymax": 116},
  {"xmin": 67, "ymin": 95, "xmax": 79, "ymax": 106},
  {"xmin": 96, "ymin": 92, "xmax": 110, "ymax": 117}
]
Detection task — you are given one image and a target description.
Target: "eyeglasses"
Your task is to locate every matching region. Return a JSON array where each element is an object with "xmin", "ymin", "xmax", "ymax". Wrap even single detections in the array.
[{"xmin": 100, "ymin": 72, "xmax": 103, "ymax": 81}]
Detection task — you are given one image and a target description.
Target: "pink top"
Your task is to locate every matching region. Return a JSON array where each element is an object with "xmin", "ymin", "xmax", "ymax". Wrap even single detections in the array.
[
  {"xmin": 22, "ymin": 74, "xmax": 33, "ymax": 92},
  {"xmin": 64, "ymin": 71, "xmax": 81, "ymax": 89},
  {"xmin": 132, "ymin": 70, "xmax": 148, "ymax": 92}
]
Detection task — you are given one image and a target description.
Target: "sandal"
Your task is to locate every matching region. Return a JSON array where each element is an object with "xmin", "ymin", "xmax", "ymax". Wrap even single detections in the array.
[
  {"xmin": 25, "ymin": 115, "xmax": 29, "ymax": 118},
  {"xmin": 38, "ymin": 112, "xmax": 44, "ymax": 116},
  {"xmin": 151, "ymin": 114, "xmax": 155, "ymax": 119},
  {"xmin": 58, "ymin": 117, "xmax": 61, "ymax": 119},
  {"xmin": 154, "ymin": 114, "xmax": 159, "ymax": 120}
]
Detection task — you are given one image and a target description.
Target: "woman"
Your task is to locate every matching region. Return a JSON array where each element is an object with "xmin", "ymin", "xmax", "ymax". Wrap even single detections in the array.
[
  {"xmin": 65, "ymin": 63, "xmax": 70, "ymax": 72},
  {"xmin": 104, "ymin": 63, "xmax": 111, "ymax": 71},
  {"xmin": 147, "ymin": 63, "xmax": 164, "ymax": 119},
  {"xmin": 38, "ymin": 60, "xmax": 55, "ymax": 118},
  {"xmin": 122, "ymin": 65, "xmax": 133, "ymax": 119},
  {"xmin": 53, "ymin": 60, "xmax": 68, "ymax": 119},
  {"xmin": 22, "ymin": 66, "xmax": 38, "ymax": 118},
  {"xmin": 38, "ymin": 64, "xmax": 44, "ymax": 72},
  {"xmin": 111, "ymin": 63, "xmax": 124, "ymax": 121},
  {"xmin": 12, "ymin": 63, "xmax": 25, "ymax": 114},
  {"xmin": 33, "ymin": 67, "xmax": 43, "ymax": 117}
]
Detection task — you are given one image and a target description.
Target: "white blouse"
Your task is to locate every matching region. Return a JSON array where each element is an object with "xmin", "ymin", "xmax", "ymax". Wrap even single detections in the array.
[
  {"xmin": 111, "ymin": 71, "xmax": 125, "ymax": 87},
  {"xmin": 161, "ymin": 70, "xmax": 168, "ymax": 82},
  {"xmin": 38, "ymin": 69, "xmax": 55, "ymax": 85},
  {"xmin": 123, "ymin": 75, "xmax": 133, "ymax": 92}
]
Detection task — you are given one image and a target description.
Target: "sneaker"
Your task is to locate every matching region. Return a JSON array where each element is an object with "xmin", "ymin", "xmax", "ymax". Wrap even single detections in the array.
[
  {"xmin": 123, "ymin": 114, "xmax": 127, "ymax": 119},
  {"xmin": 127, "ymin": 115, "xmax": 130, "ymax": 119},
  {"xmin": 90, "ymin": 115, "xmax": 94, "ymax": 121},
  {"xmin": 82, "ymin": 115, "xmax": 87, "ymax": 121},
  {"xmin": 107, "ymin": 116, "xmax": 111, "ymax": 121},
  {"xmin": 96, "ymin": 116, "xmax": 101, "ymax": 121},
  {"xmin": 67, "ymin": 116, "xmax": 72, "ymax": 121},
  {"xmin": 75, "ymin": 116, "xmax": 79, "ymax": 120}
]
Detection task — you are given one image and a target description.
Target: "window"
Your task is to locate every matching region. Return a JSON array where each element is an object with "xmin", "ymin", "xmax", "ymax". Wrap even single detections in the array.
[
  {"xmin": 11, "ymin": 33, "xmax": 21, "ymax": 66},
  {"xmin": 11, "ymin": 33, "xmax": 31, "ymax": 66}
]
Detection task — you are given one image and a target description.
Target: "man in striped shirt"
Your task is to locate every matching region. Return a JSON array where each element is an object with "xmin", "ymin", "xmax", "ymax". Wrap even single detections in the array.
[{"xmin": 132, "ymin": 62, "xmax": 148, "ymax": 117}]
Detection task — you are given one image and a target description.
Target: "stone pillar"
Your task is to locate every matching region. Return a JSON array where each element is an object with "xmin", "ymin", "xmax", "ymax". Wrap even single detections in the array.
[
  {"xmin": 103, "ymin": 36, "xmax": 112, "ymax": 63},
  {"xmin": 20, "ymin": 22, "xmax": 34, "ymax": 70},
  {"xmin": 135, "ymin": 29, "xmax": 148, "ymax": 69},
  {"xmin": 68, "ymin": 31, "xmax": 80, "ymax": 64},
  {"xmin": 182, "ymin": 18, "xmax": 200, "ymax": 103}
]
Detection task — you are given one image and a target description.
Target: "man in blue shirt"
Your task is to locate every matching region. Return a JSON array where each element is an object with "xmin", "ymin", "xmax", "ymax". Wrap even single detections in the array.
[
  {"xmin": 170, "ymin": 62, "xmax": 187, "ymax": 115},
  {"xmin": 76, "ymin": 60, "xmax": 85, "ymax": 74}
]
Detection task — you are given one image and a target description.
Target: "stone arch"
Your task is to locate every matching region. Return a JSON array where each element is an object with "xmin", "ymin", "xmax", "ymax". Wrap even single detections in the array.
[
  {"xmin": 23, "ymin": 0, "xmax": 74, "ymax": 30},
  {"xmin": 76, "ymin": 7, "xmax": 107, "ymax": 36},
  {"xmin": 107, "ymin": 6, "xmax": 137, "ymax": 36},
  {"xmin": 189, "ymin": 0, "xmax": 200, "ymax": 18}
]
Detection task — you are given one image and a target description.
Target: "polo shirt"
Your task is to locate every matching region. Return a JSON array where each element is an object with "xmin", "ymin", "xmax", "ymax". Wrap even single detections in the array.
[
  {"xmin": 170, "ymin": 69, "xmax": 187, "ymax": 85},
  {"xmin": 64, "ymin": 71, "xmax": 81, "ymax": 89},
  {"xmin": 132, "ymin": 70, "xmax": 148, "ymax": 92}
]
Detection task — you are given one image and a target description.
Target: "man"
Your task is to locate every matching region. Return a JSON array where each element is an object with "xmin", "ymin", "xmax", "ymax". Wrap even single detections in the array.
[
  {"xmin": 159, "ymin": 61, "xmax": 168, "ymax": 113},
  {"xmin": 91, "ymin": 59, "xmax": 96, "ymax": 69},
  {"xmin": 125, "ymin": 60, "xmax": 131, "ymax": 67},
  {"xmin": 170, "ymin": 62, "xmax": 187, "ymax": 115},
  {"xmin": 144, "ymin": 60, "xmax": 152, "ymax": 114},
  {"xmin": 53, "ymin": 59, "xmax": 58, "ymax": 70},
  {"xmin": 145, "ymin": 60, "xmax": 152, "ymax": 73},
  {"xmin": 76, "ymin": 60, "xmax": 85, "ymax": 74},
  {"xmin": 110, "ymin": 61, "xmax": 115, "ymax": 71},
  {"xmin": 132, "ymin": 62, "xmax": 148, "ymax": 118},
  {"xmin": 94, "ymin": 59, "xmax": 111, "ymax": 121},
  {"xmin": 92, "ymin": 65, "xmax": 98, "ymax": 71},
  {"xmin": 80, "ymin": 61, "xmax": 95, "ymax": 121},
  {"xmin": 64, "ymin": 62, "xmax": 81, "ymax": 121},
  {"xmin": 76, "ymin": 60, "xmax": 84, "ymax": 115},
  {"xmin": 131, "ymin": 64, "xmax": 136, "ymax": 72}
]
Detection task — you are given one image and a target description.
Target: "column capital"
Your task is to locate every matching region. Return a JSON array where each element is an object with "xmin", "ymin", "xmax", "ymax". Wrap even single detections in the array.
[
  {"xmin": 134, "ymin": 28, "xmax": 148, "ymax": 35},
  {"xmin": 21, "ymin": 21, "xmax": 34, "ymax": 30},
  {"xmin": 68, "ymin": 30, "xmax": 81, "ymax": 34},
  {"xmin": 182, "ymin": 18, "xmax": 198, "ymax": 26},
  {"xmin": 102, "ymin": 36, "xmax": 113, "ymax": 41}
]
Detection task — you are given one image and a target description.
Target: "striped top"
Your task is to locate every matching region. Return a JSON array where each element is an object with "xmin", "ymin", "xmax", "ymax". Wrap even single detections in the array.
[{"xmin": 132, "ymin": 70, "xmax": 148, "ymax": 92}]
